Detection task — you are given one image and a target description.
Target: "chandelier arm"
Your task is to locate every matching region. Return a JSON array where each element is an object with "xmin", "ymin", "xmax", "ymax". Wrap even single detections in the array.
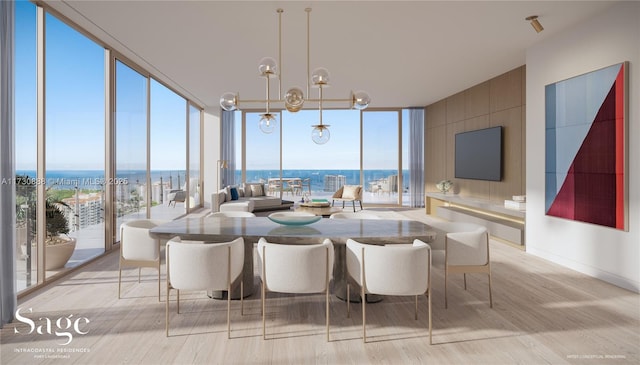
[
  {"xmin": 278, "ymin": 8, "xmax": 283, "ymax": 100},
  {"xmin": 234, "ymin": 97, "xmax": 355, "ymax": 106},
  {"xmin": 265, "ymin": 76, "xmax": 271, "ymax": 115},
  {"xmin": 319, "ymin": 85, "xmax": 323, "ymax": 126},
  {"xmin": 306, "ymin": 8, "xmax": 311, "ymax": 98}
]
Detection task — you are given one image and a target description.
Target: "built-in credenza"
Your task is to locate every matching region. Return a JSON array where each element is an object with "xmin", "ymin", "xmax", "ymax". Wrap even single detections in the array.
[{"xmin": 425, "ymin": 192, "xmax": 525, "ymax": 246}]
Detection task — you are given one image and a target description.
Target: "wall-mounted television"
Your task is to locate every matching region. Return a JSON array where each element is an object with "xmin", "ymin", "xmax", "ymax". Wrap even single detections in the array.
[{"xmin": 455, "ymin": 126, "xmax": 503, "ymax": 181}]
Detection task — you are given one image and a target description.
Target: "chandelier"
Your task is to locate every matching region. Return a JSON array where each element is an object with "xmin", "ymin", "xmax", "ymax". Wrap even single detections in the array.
[{"xmin": 219, "ymin": 8, "xmax": 371, "ymax": 144}]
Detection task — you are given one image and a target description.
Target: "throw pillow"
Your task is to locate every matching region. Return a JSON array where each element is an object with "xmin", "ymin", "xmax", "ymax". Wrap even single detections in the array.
[
  {"xmin": 342, "ymin": 185, "xmax": 360, "ymax": 200},
  {"xmin": 230, "ymin": 187, "xmax": 239, "ymax": 201},
  {"xmin": 241, "ymin": 183, "xmax": 252, "ymax": 197},
  {"xmin": 250, "ymin": 184, "xmax": 264, "ymax": 197},
  {"xmin": 223, "ymin": 186, "xmax": 231, "ymax": 202}
]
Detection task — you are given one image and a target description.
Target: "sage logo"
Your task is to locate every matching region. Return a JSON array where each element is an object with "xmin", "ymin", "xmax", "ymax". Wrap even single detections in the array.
[{"xmin": 14, "ymin": 308, "xmax": 90, "ymax": 345}]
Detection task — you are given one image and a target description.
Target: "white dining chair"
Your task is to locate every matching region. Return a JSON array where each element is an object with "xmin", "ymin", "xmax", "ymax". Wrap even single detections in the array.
[
  {"xmin": 257, "ymin": 237, "xmax": 334, "ymax": 341},
  {"xmin": 444, "ymin": 226, "xmax": 493, "ymax": 308},
  {"xmin": 118, "ymin": 219, "xmax": 167, "ymax": 301},
  {"xmin": 346, "ymin": 238, "xmax": 432, "ymax": 344},
  {"xmin": 165, "ymin": 237, "xmax": 244, "ymax": 338}
]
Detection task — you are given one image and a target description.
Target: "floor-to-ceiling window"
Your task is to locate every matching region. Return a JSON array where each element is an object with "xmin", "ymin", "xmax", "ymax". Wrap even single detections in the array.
[
  {"xmin": 44, "ymin": 12, "xmax": 106, "ymax": 277},
  {"xmin": 233, "ymin": 110, "xmax": 243, "ymax": 183},
  {"xmin": 114, "ymin": 60, "xmax": 148, "ymax": 240},
  {"xmin": 363, "ymin": 110, "xmax": 401, "ymax": 205},
  {"xmin": 150, "ymin": 79, "xmax": 186, "ymax": 219},
  {"xmin": 245, "ymin": 111, "xmax": 280, "ymax": 185},
  {"xmin": 282, "ymin": 109, "xmax": 360, "ymax": 199},
  {"xmin": 15, "ymin": 0, "xmax": 38, "ymax": 291},
  {"xmin": 236, "ymin": 108, "xmax": 407, "ymax": 205},
  {"xmin": 188, "ymin": 103, "xmax": 201, "ymax": 208},
  {"xmin": 13, "ymin": 3, "xmax": 202, "ymax": 295},
  {"xmin": 402, "ymin": 109, "xmax": 411, "ymax": 206}
]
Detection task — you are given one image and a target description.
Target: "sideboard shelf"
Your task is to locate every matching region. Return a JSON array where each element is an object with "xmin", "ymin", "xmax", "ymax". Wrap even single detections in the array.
[{"xmin": 425, "ymin": 192, "xmax": 525, "ymax": 246}]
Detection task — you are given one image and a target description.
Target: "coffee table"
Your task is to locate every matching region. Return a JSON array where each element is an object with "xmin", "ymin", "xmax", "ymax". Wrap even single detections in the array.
[{"xmin": 294, "ymin": 203, "xmax": 343, "ymax": 217}]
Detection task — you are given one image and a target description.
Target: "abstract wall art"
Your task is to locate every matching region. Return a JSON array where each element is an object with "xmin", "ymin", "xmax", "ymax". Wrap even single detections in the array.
[{"xmin": 545, "ymin": 62, "xmax": 627, "ymax": 230}]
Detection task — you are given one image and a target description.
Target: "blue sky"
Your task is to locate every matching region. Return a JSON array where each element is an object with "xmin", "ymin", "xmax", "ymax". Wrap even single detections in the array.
[
  {"xmin": 15, "ymin": 2, "xmax": 187, "ymax": 171},
  {"xmin": 15, "ymin": 1, "xmax": 408, "ymax": 172}
]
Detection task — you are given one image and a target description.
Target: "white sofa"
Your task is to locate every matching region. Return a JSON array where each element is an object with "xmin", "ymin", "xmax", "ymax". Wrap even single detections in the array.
[{"xmin": 212, "ymin": 183, "xmax": 282, "ymax": 213}]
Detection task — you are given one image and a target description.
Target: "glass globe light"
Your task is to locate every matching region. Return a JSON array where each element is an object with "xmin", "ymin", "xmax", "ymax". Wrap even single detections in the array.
[
  {"xmin": 311, "ymin": 67, "xmax": 330, "ymax": 86},
  {"xmin": 352, "ymin": 90, "xmax": 371, "ymax": 110},
  {"xmin": 259, "ymin": 113, "xmax": 278, "ymax": 134},
  {"xmin": 220, "ymin": 92, "xmax": 237, "ymax": 111},
  {"xmin": 311, "ymin": 125, "xmax": 330, "ymax": 144},
  {"xmin": 258, "ymin": 57, "xmax": 278, "ymax": 77},
  {"xmin": 284, "ymin": 87, "xmax": 304, "ymax": 112}
]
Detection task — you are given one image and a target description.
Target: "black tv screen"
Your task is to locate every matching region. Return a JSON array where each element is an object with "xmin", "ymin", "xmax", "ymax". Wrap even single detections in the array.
[{"xmin": 455, "ymin": 126, "xmax": 503, "ymax": 181}]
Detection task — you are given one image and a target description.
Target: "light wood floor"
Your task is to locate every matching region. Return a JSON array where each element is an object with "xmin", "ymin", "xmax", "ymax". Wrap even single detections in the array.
[{"xmin": 2, "ymin": 209, "xmax": 639, "ymax": 365}]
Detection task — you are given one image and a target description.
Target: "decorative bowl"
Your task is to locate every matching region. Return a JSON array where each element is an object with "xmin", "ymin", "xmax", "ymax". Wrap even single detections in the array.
[{"xmin": 267, "ymin": 214, "xmax": 321, "ymax": 226}]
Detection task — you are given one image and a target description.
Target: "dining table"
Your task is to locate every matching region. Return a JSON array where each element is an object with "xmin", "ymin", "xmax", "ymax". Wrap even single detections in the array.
[{"xmin": 149, "ymin": 216, "xmax": 436, "ymax": 302}]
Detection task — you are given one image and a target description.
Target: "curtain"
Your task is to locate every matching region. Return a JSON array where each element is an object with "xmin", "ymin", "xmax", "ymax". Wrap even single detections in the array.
[
  {"xmin": 0, "ymin": 0, "xmax": 17, "ymax": 327},
  {"xmin": 409, "ymin": 108, "xmax": 425, "ymax": 208},
  {"xmin": 220, "ymin": 110, "xmax": 235, "ymax": 187}
]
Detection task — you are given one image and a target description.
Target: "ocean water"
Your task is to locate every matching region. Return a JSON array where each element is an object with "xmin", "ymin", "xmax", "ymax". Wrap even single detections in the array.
[
  {"xmin": 15, "ymin": 170, "xmax": 186, "ymax": 190},
  {"xmin": 238, "ymin": 169, "xmax": 409, "ymax": 192},
  {"xmin": 16, "ymin": 169, "xmax": 409, "ymax": 192}
]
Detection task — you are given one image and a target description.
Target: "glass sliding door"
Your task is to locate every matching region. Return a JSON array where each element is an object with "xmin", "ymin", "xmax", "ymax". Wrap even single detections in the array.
[
  {"xmin": 188, "ymin": 104, "xmax": 201, "ymax": 209},
  {"xmin": 362, "ymin": 110, "xmax": 401, "ymax": 205},
  {"xmin": 150, "ymin": 79, "xmax": 186, "ymax": 219},
  {"xmin": 44, "ymin": 12, "xmax": 106, "ymax": 276},
  {"xmin": 282, "ymin": 109, "xmax": 360, "ymax": 200},
  {"xmin": 233, "ymin": 110, "xmax": 243, "ymax": 184},
  {"xmin": 15, "ymin": 1, "xmax": 38, "ymax": 291},
  {"xmin": 402, "ymin": 109, "xmax": 410, "ymax": 206},
  {"xmin": 245, "ymin": 111, "xmax": 280, "ymax": 193},
  {"xmin": 115, "ymin": 60, "xmax": 148, "ymax": 241}
]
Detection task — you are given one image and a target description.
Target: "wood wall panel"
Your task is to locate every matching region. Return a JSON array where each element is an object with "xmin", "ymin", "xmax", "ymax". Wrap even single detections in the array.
[
  {"xmin": 426, "ymin": 100, "xmax": 446, "ymax": 128},
  {"xmin": 424, "ymin": 65, "xmax": 526, "ymax": 203},
  {"xmin": 446, "ymin": 92, "xmax": 465, "ymax": 123},
  {"xmin": 491, "ymin": 107, "xmax": 522, "ymax": 203},
  {"xmin": 425, "ymin": 124, "xmax": 446, "ymax": 190},
  {"xmin": 465, "ymin": 81, "xmax": 490, "ymax": 119},
  {"xmin": 490, "ymin": 67, "xmax": 523, "ymax": 112}
]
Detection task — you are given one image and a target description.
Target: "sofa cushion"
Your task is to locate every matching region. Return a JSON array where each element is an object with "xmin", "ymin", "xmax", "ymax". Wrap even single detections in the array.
[
  {"xmin": 223, "ymin": 186, "xmax": 232, "ymax": 202},
  {"xmin": 219, "ymin": 200, "xmax": 254, "ymax": 212},
  {"xmin": 248, "ymin": 196, "xmax": 282, "ymax": 210},
  {"xmin": 342, "ymin": 185, "xmax": 360, "ymax": 200},
  {"xmin": 250, "ymin": 184, "xmax": 264, "ymax": 197},
  {"xmin": 230, "ymin": 187, "xmax": 239, "ymax": 200},
  {"xmin": 242, "ymin": 183, "xmax": 258, "ymax": 197}
]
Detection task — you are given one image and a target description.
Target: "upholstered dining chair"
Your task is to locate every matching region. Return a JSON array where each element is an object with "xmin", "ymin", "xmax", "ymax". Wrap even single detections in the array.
[
  {"xmin": 165, "ymin": 237, "xmax": 244, "ymax": 338},
  {"xmin": 118, "ymin": 219, "xmax": 167, "ymax": 301},
  {"xmin": 346, "ymin": 238, "xmax": 432, "ymax": 344},
  {"xmin": 207, "ymin": 211, "xmax": 256, "ymax": 218},
  {"xmin": 257, "ymin": 237, "xmax": 334, "ymax": 341},
  {"xmin": 331, "ymin": 185, "xmax": 363, "ymax": 212},
  {"xmin": 444, "ymin": 226, "xmax": 493, "ymax": 309}
]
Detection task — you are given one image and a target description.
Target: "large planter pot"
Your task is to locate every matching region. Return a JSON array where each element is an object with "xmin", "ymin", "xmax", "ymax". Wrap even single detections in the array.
[{"xmin": 45, "ymin": 237, "xmax": 77, "ymax": 270}]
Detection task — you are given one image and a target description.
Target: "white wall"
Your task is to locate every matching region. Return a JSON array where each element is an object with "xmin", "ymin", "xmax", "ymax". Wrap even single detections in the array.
[
  {"xmin": 202, "ymin": 111, "xmax": 221, "ymax": 210},
  {"xmin": 526, "ymin": 2, "xmax": 640, "ymax": 292}
]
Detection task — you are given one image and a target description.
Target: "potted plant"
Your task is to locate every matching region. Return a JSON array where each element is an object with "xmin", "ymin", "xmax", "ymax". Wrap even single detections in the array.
[
  {"xmin": 41, "ymin": 199, "xmax": 76, "ymax": 270},
  {"xmin": 17, "ymin": 175, "xmax": 76, "ymax": 270}
]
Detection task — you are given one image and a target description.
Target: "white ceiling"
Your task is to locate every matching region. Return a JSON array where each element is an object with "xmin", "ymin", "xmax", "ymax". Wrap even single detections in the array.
[{"xmin": 45, "ymin": 0, "xmax": 619, "ymax": 115}]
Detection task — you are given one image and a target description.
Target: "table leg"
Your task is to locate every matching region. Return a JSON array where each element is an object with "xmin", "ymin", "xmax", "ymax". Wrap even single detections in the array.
[{"xmin": 209, "ymin": 239, "xmax": 255, "ymax": 300}]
